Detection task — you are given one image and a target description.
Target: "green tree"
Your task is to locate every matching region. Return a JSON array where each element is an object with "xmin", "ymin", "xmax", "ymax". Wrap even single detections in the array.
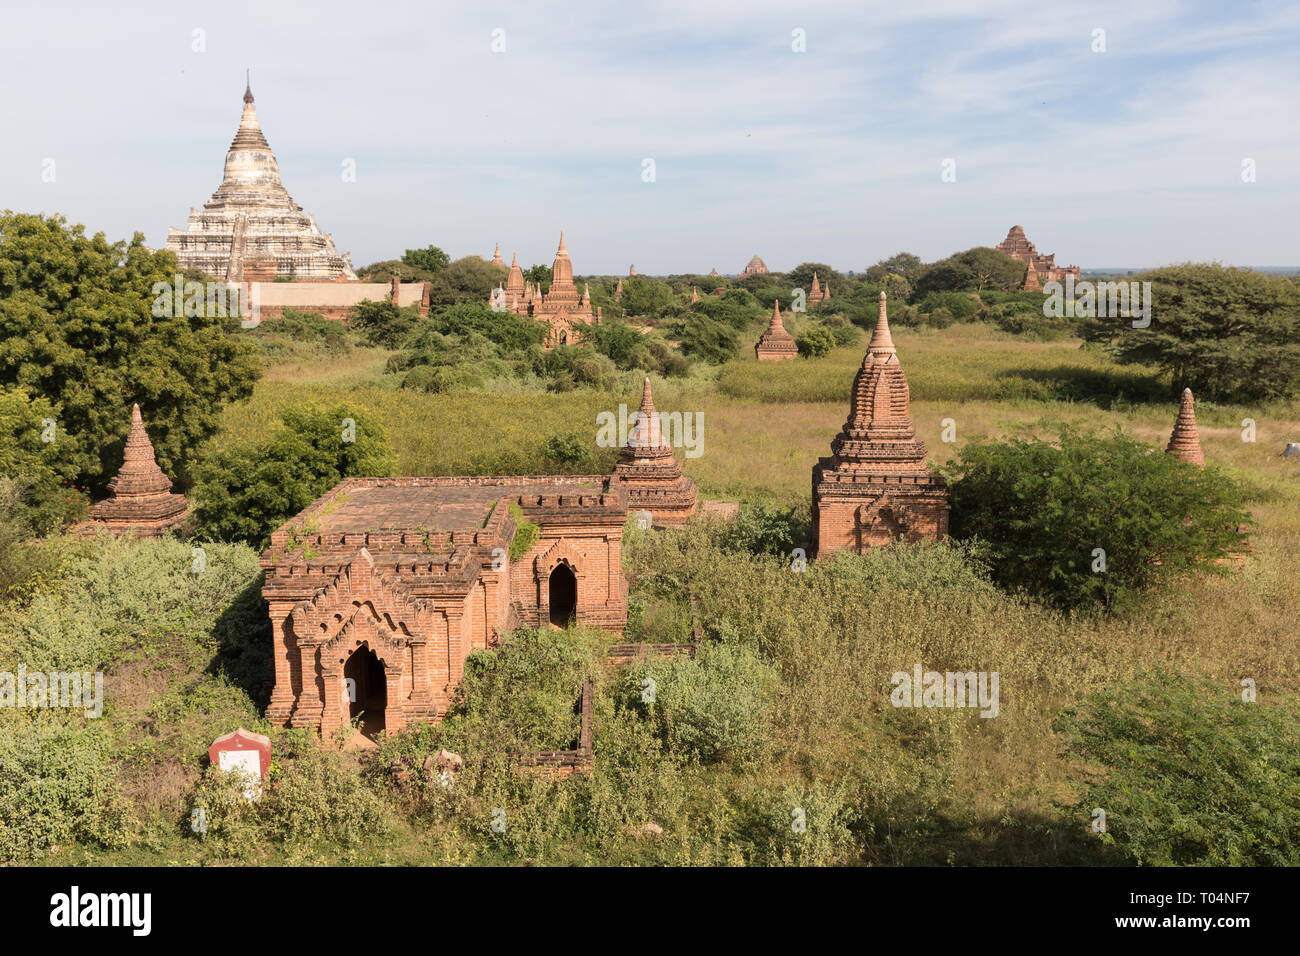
[
  {"xmin": 787, "ymin": 262, "xmax": 844, "ymax": 291},
  {"xmin": 348, "ymin": 300, "xmax": 421, "ymax": 348},
  {"xmin": 863, "ymin": 252, "xmax": 924, "ymax": 283},
  {"xmin": 943, "ymin": 428, "xmax": 1249, "ymax": 611},
  {"xmin": 619, "ymin": 277, "xmax": 676, "ymax": 319},
  {"xmin": 427, "ymin": 256, "xmax": 508, "ymax": 309},
  {"xmin": 401, "ymin": 245, "xmax": 450, "ymax": 275},
  {"xmin": 192, "ymin": 404, "xmax": 395, "ymax": 548},
  {"xmin": 1079, "ymin": 264, "xmax": 1300, "ymax": 402},
  {"xmin": 0, "ymin": 212, "xmax": 262, "ymax": 492},
  {"xmin": 913, "ymin": 247, "xmax": 1025, "ymax": 297}
]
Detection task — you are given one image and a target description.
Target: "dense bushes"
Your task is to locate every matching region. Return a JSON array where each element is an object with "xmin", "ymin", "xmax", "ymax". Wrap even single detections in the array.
[
  {"xmin": 796, "ymin": 324, "xmax": 836, "ymax": 358},
  {"xmin": 944, "ymin": 428, "xmax": 1249, "ymax": 610},
  {"xmin": 192, "ymin": 404, "xmax": 395, "ymax": 547},
  {"xmin": 634, "ymin": 643, "xmax": 778, "ymax": 765},
  {"xmin": 1057, "ymin": 673, "xmax": 1300, "ymax": 865}
]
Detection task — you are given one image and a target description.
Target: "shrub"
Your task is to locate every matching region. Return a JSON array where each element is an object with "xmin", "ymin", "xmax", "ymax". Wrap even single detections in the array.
[
  {"xmin": 1056, "ymin": 672, "xmax": 1300, "ymax": 865},
  {"xmin": 637, "ymin": 643, "xmax": 778, "ymax": 765},
  {"xmin": 715, "ymin": 502, "xmax": 808, "ymax": 558},
  {"xmin": 542, "ymin": 432, "xmax": 593, "ymax": 471},
  {"xmin": 796, "ymin": 325, "xmax": 836, "ymax": 358},
  {"xmin": 0, "ymin": 715, "xmax": 133, "ymax": 861},
  {"xmin": 676, "ymin": 315, "xmax": 739, "ymax": 364},
  {"xmin": 944, "ymin": 428, "xmax": 1250, "ymax": 610}
]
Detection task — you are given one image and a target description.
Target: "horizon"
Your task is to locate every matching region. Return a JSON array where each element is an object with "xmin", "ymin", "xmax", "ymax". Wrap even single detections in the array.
[{"xmin": 2, "ymin": 0, "xmax": 1297, "ymax": 273}]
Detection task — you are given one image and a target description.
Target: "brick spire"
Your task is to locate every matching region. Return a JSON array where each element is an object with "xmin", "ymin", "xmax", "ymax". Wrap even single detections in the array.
[
  {"xmin": 624, "ymin": 377, "xmax": 670, "ymax": 456},
  {"xmin": 810, "ymin": 273, "xmax": 821, "ymax": 296},
  {"xmin": 80, "ymin": 405, "xmax": 189, "ymax": 537},
  {"xmin": 832, "ymin": 291, "xmax": 925, "ymax": 461},
  {"xmin": 612, "ymin": 378, "xmax": 698, "ymax": 525},
  {"xmin": 491, "ymin": 242, "xmax": 504, "ymax": 267},
  {"xmin": 1166, "ymin": 388, "xmax": 1205, "ymax": 467}
]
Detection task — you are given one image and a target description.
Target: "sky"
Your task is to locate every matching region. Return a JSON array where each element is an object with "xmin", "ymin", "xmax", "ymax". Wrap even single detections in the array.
[{"xmin": 2, "ymin": 0, "xmax": 1297, "ymax": 274}]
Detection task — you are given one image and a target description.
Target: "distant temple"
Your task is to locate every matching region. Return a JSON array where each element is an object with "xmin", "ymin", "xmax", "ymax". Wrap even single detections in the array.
[
  {"xmin": 740, "ymin": 255, "xmax": 770, "ymax": 277},
  {"xmin": 809, "ymin": 272, "xmax": 830, "ymax": 305},
  {"xmin": 996, "ymin": 226, "xmax": 1079, "ymax": 289},
  {"xmin": 490, "ymin": 243, "xmax": 505, "ymax": 267},
  {"xmin": 76, "ymin": 406, "xmax": 189, "ymax": 539},
  {"xmin": 166, "ymin": 79, "xmax": 357, "ymax": 281},
  {"xmin": 755, "ymin": 300, "xmax": 797, "ymax": 361},
  {"xmin": 490, "ymin": 232, "xmax": 595, "ymax": 346},
  {"xmin": 811, "ymin": 293, "xmax": 950, "ymax": 555},
  {"xmin": 610, "ymin": 378, "xmax": 699, "ymax": 527}
]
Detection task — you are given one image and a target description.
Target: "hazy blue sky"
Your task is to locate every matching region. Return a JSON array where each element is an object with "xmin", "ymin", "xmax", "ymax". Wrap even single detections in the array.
[{"xmin": 2, "ymin": 0, "xmax": 1297, "ymax": 273}]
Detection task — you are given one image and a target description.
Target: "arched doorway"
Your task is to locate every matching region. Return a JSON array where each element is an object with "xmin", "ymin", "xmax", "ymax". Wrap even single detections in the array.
[
  {"xmin": 344, "ymin": 644, "xmax": 387, "ymax": 737},
  {"xmin": 548, "ymin": 563, "xmax": 577, "ymax": 627}
]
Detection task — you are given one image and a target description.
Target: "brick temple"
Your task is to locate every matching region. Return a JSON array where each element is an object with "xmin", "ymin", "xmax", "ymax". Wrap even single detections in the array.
[
  {"xmin": 755, "ymin": 299, "xmax": 798, "ymax": 360},
  {"xmin": 739, "ymin": 254, "xmax": 770, "ymax": 277},
  {"xmin": 76, "ymin": 405, "xmax": 189, "ymax": 538},
  {"xmin": 996, "ymin": 225, "xmax": 1080, "ymax": 288},
  {"xmin": 490, "ymin": 232, "xmax": 597, "ymax": 346},
  {"xmin": 261, "ymin": 475, "xmax": 630, "ymax": 737},
  {"xmin": 166, "ymin": 80, "xmax": 356, "ymax": 281},
  {"xmin": 811, "ymin": 292, "xmax": 950, "ymax": 555}
]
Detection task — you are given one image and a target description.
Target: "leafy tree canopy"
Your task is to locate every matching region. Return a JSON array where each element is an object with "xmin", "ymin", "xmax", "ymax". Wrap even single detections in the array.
[
  {"xmin": 1079, "ymin": 263, "xmax": 1300, "ymax": 403},
  {"xmin": 913, "ymin": 247, "xmax": 1025, "ymax": 297},
  {"xmin": 0, "ymin": 212, "xmax": 262, "ymax": 492},
  {"xmin": 400, "ymin": 245, "xmax": 450, "ymax": 275}
]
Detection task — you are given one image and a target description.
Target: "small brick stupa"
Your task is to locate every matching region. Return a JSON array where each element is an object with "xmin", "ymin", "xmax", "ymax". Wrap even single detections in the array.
[
  {"xmin": 490, "ymin": 242, "xmax": 505, "ymax": 267},
  {"xmin": 1166, "ymin": 388, "xmax": 1205, "ymax": 467},
  {"xmin": 80, "ymin": 405, "xmax": 189, "ymax": 538},
  {"xmin": 755, "ymin": 299, "xmax": 798, "ymax": 361},
  {"xmin": 811, "ymin": 292, "xmax": 949, "ymax": 555},
  {"xmin": 610, "ymin": 378, "xmax": 698, "ymax": 527}
]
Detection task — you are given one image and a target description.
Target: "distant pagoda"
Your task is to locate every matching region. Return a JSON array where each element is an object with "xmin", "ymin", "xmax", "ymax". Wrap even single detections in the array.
[
  {"xmin": 611, "ymin": 378, "xmax": 698, "ymax": 527},
  {"xmin": 740, "ymin": 254, "xmax": 770, "ymax": 277},
  {"xmin": 755, "ymin": 299, "xmax": 797, "ymax": 361},
  {"xmin": 166, "ymin": 78, "xmax": 357, "ymax": 281},
  {"xmin": 811, "ymin": 292, "xmax": 949, "ymax": 555},
  {"xmin": 78, "ymin": 405, "xmax": 189, "ymax": 538}
]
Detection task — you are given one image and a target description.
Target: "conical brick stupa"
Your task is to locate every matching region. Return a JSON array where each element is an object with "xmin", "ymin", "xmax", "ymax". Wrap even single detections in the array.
[
  {"xmin": 610, "ymin": 378, "xmax": 698, "ymax": 527},
  {"xmin": 811, "ymin": 292, "xmax": 949, "ymax": 555},
  {"xmin": 79, "ymin": 405, "xmax": 190, "ymax": 538}
]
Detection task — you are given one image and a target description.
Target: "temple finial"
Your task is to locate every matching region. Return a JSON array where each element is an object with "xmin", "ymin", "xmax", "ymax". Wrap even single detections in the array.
[
  {"xmin": 243, "ymin": 70, "xmax": 253, "ymax": 104},
  {"xmin": 867, "ymin": 291, "xmax": 895, "ymax": 357}
]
